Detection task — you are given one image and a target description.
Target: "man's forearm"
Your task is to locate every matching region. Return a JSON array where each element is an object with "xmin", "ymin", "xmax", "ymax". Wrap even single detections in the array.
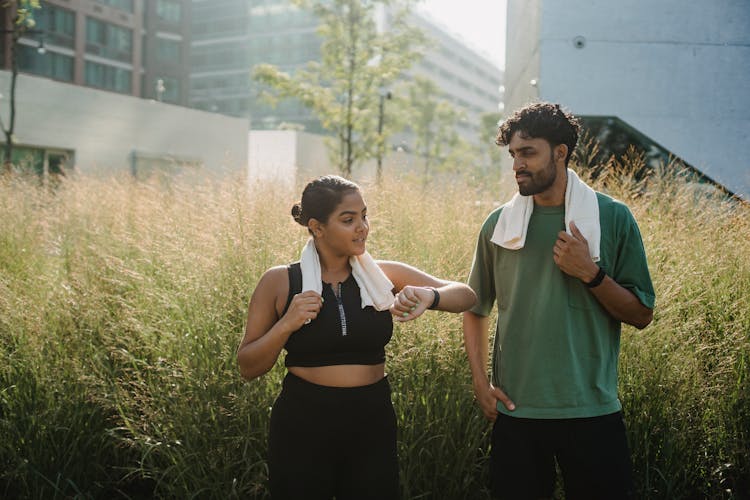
[
  {"xmin": 588, "ymin": 275, "xmax": 653, "ymax": 329},
  {"xmin": 462, "ymin": 311, "xmax": 491, "ymax": 384},
  {"xmin": 554, "ymin": 223, "xmax": 653, "ymax": 329}
]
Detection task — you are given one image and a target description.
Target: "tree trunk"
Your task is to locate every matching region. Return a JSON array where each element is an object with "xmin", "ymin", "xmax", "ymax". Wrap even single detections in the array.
[
  {"xmin": 2, "ymin": 25, "xmax": 21, "ymax": 173},
  {"xmin": 343, "ymin": 3, "xmax": 357, "ymax": 178},
  {"xmin": 423, "ymin": 135, "xmax": 432, "ymax": 178}
]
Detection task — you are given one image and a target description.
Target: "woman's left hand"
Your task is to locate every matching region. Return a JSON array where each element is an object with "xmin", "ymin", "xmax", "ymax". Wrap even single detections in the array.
[{"xmin": 390, "ymin": 286, "xmax": 435, "ymax": 322}]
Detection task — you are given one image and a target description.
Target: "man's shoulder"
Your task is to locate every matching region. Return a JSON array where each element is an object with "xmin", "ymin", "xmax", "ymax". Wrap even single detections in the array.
[
  {"xmin": 479, "ymin": 205, "xmax": 505, "ymax": 235},
  {"xmin": 594, "ymin": 191, "xmax": 642, "ymax": 238},
  {"xmin": 596, "ymin": 191, "xmax": 634, "ymax": 218}
]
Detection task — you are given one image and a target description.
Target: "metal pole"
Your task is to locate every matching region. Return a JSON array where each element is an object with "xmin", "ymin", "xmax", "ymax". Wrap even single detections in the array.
[
  {"xmin": 376, "ymin": 87, "xmax": 391, "ymax": 183},
  {"xmin": 377, "ymin": 92, "xmax": 384, "ymax": 182}
]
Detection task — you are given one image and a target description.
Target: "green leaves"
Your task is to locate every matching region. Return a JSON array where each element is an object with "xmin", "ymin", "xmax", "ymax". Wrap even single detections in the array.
[
  {"xmin": 251, "ymin": 0, "xmax": 426, "ymax": 177},
  {"xmin": 6, "ymin": 0, "xmax": 41, "ymax": 29},
  {"xmin": 405, "ymin": 76, "xmax": 470, "ymax": 176}
]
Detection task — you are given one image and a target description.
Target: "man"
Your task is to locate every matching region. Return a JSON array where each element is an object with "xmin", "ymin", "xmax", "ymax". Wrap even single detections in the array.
[{"xmin": 464, "ymin": 102, "xmax": 655, "ymax": 499}]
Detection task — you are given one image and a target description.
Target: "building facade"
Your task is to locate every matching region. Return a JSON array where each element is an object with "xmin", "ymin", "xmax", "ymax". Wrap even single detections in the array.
[
  {"xmin": 0, "ymin": 0, "xmax": 191, "ymax": 105},
  {"xmin": 191, "ymin": 0, "xmax": 320, "ymax": 130},
  {"xmin": 504, "ymin": 0, "xmax": 750, "ymax": 200},
  {"xmin": 403, "ymin": 9, "xmax": 503, "ymax": 145},
  {"xmin": 190, "ymin": 0, "xmax": 503, "ymax": 147},
  {"xmin": 0, "ymin": 69, "xmax": 248, "ymax": 177}
]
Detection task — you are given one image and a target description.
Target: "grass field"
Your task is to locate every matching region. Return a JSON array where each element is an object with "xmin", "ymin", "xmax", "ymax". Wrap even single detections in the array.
[{"xmin": 1, "ymin": 160, "xmax": 748, "ymax": 499}]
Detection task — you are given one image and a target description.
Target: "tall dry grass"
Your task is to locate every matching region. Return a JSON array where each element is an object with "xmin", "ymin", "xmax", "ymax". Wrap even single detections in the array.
[{"xmin": 0, "ymin": 160, "xmax": 748, "ymax": 499}]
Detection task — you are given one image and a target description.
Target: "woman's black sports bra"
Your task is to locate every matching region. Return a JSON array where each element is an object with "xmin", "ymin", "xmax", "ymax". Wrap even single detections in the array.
[{"xmin": 282, "ymin": 262, "xmax": 394, "ymax": 367}]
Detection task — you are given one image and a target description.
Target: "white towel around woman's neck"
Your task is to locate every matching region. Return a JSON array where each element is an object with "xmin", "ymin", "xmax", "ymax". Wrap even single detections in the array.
[
  {"xmin": 490, "ymin": 168, "xmax": 601, "ymax": 261},
  {"xmin": 299, "ymin": 238, "xmax": 395, "ymax": 311}
]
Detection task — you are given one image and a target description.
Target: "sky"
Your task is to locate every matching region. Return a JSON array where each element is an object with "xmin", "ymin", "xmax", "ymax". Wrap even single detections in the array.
[{"xmin": 417, "ymin": 0, "xmax": 507, "ymax": 70}]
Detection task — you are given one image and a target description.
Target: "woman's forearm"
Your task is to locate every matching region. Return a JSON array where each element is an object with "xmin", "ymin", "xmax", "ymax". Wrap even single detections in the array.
[{"xmin": 434, "ymin": 282, "xmax": 477, "ymax": 312}]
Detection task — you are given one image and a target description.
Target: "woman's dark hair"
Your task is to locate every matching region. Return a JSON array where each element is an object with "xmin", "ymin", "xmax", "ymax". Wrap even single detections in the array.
[
  {"xmin": 291, "ymin": 175, "xmax": 360, "ymax": 230},
  {"xmin": 496, "ymin": 102, "xmax": 581, "ymax": 165}
]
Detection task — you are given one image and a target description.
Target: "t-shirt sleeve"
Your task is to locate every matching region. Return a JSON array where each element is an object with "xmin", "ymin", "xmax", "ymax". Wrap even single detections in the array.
[
  {"xmin": 467, "ymin": 211, "xmax": 499, "ymax": 317},
  {"xmin": 610, "ymin": 204, "xmax": 656, "ymax": 310}
]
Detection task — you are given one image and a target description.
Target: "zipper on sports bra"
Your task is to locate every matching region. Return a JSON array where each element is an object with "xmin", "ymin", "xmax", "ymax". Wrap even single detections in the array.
[{"xmin": 334, "ymin": 282, "xmax": 348, "ymax": 336}]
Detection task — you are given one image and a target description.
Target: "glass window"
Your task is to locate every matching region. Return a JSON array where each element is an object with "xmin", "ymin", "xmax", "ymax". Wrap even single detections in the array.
[
  {"xmin": 85, "ymin": 61, "xmax": 132, "ymax": 93},
  {"xmin": 95, "ymin": 0, "xmax": 134, "ymax": 13},
  {"xmin": 36, "ymin": 5, "xmax": 75, "ymax": 48},
  {"xmin": 156, "ymin": 38, "xmax": 181, "ymax": 62},
  {"xmin": 0, "ymin": 145, "xmax": 75, "ymax": 180},
  {"xmin": 9, "ymin": 146, "xmax": 44, "ymax": 177},
  {"xmin": 85, "ymin": 17, "xmax": 133, "ymax": 63},
  {"xmin": 154, "ymin": 76, "xmax": 181, "ymax": 103},
  {"xmin": 131, "ymin": 151, "xmax": 202, "ymax": 181},
  {"xmin": 156, "ymin": 0, "xmax": 182, "ymax": 24},
  {"xmin": 18, "ymin": 45, "xmax": 74, "ymax": 82}
]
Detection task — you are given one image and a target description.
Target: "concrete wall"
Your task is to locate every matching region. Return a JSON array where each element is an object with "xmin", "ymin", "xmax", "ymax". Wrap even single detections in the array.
[
  {"xmin": 248, "ymin": 130, "xmax": 299, "ymax": 184},
  {"xmin": 0, "ymin": 70, "xmax": 248, "ymax": 176},
  {"xmin": 248, "ymin": 130, "xmax": 331, "ymax": 187},
  {"xmin": 248, "ymin": 130, "xmax": 420, "ymax": 187},
  {"xmin": 504, "ymin": 0, "xmax": 750, "ymax": 199},
  {"xmin": 503, "ymin": 0, "xmax": 542, "ymax": 114},
  {"xmin": 295, "ymin": 131, "xmax": 332, "ymax": 179}
]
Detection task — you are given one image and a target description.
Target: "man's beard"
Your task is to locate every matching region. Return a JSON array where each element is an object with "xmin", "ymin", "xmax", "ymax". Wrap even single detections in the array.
[{"xmin": 518, "ymin": 158, "xmax": 557, "ymax": 196}]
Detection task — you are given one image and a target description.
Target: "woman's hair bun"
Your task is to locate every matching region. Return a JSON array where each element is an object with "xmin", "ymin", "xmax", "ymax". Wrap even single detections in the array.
[{"xmin": 291, "ymin": 203, "xmax": 304, "ymax": 225}]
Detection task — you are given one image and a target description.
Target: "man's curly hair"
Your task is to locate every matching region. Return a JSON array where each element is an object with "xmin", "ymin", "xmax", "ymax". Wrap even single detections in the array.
[{"xmin": 496, "ymin": 102, "xmax": 581, "ymax": 166}]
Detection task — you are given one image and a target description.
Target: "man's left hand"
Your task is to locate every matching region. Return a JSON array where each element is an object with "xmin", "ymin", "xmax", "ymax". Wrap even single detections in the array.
[{"xmin": 553, "ymin": 220, "xmax": 599, "ymax": 282}]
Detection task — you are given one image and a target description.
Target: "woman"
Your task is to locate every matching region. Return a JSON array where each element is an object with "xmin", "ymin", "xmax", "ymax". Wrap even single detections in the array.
[{"xmin": 237, "ymin": 175, "xmax": 476, "ymax": 500}]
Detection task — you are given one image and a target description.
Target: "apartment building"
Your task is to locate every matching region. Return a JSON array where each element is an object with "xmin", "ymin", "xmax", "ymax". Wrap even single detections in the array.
[
  {"xmin": 190, "ymin": 0, "xmax": 322, "ymax": 131},
  {"xmin": 403, "ymin": 9, "xmax": 503, "ymax": 144},
  {"xmin": 0, "ymin": 1, "xmax": 249, "ymax": 179},
  {"xmin": 190, "ymin": 0, "xmax": 503, "ymax": 146},
  {"xmin": 0, "ymin": 0, "xmax": 191, "ymax": 105}
]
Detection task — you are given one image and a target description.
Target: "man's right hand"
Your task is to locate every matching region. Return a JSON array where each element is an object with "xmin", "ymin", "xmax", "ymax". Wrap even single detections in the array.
[{"xmin": 474, "ymin": 382, "xmax": 515, "ymax": 421}]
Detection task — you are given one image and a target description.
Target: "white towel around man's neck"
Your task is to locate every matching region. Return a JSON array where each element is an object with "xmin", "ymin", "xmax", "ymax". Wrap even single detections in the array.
[
  {"xmin": 299, "ymin": 238, "xmax": 395, "ymax": 311},
  {"xmin": 490, "ymin": 168, "xmax": 601, "ymax": 261}
]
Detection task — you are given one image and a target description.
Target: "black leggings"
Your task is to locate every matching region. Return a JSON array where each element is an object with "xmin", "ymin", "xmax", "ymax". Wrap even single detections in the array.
[{"xmin": 268, "ymin": 372, "xmax": 400, "ymax": 500}]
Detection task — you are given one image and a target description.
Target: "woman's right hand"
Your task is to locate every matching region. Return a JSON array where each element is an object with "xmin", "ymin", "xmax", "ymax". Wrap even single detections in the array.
[{"xmin": 281, "ymin": 291, "xmax": 324, "ymax": 331}]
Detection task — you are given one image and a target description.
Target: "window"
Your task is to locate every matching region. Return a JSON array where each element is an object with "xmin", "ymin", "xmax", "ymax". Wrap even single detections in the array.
[
  {"xmin": 95, "ymin": 0, "xmax": 134, "ymax": 13},
  {"xmin": 153, "ymin": 76, "xmax": 181, "ymax": 103},
  {"xmin": 18, "ymin": 45, "xmax": 74, "ymax": 82},
  {"xmin": 131, "ymin": 150, "xmax": 202, "ymax": 182},
  {"xmin": 156, "ymin": 38, "xmax": 182, "ymax": 62},
  {"xmin": 156, "ymin": 0, "xmax": 182, "ymax": 24},
  {"xmin": 85, "ymin": 17, "xmax": 133, "ymax": 63},
  {"xmin": 6, "ymin": 145, "xmax": 43, "ymax": 176},
  {"xmin": 0, "ymin": 145, "xmax": 74, "ymax": 180},
  {"xmin": 85, "ymin": 61, "xmax": 132, "ymax": 93},
  {"xmin": 36, "ymin": 5, "xmax": 75, "ymax": 48}
]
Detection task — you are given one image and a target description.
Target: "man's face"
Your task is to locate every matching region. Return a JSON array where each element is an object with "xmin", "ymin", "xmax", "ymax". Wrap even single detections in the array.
[{"xmin": 507, "ymin": 131, "xmax": 559, "ymax": 196}]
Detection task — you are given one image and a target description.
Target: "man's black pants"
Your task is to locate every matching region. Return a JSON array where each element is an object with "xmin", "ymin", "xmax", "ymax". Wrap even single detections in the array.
[{"xmin": 490, "ymin": 411, "xmax": 634, "ymax": 500}]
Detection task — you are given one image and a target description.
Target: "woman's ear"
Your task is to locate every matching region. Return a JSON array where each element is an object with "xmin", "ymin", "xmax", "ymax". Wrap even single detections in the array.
[{"xmin": 308, "ymin": 218, "xmax": 323, "ymax": 238}]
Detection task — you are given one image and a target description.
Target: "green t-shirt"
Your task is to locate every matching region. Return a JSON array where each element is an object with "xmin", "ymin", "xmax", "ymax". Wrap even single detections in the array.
[{"xmin": 468, "ymin": 192, "xmax": 655, "ymax": 419}]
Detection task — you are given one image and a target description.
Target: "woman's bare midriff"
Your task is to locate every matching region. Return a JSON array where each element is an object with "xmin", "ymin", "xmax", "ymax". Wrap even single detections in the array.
[{"xmin": 289, "ymin": 363, "xmax": 386, "ymax": 387}]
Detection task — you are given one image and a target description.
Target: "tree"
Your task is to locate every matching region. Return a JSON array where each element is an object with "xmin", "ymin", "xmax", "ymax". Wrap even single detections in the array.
[
  {"xmin": 1, "ymin": 0, "xmax": 41, "ymax": 172},
  {"xmin": 253, "ymin": 0, "xmax": 425, "ymax": 178},
  {"xmin": 479, "ymin": 111, "xmax": 504, "ymax": 168},
  {"xmin": 406, "ymin": 76, "xmax": 468, "ymax": 177}
]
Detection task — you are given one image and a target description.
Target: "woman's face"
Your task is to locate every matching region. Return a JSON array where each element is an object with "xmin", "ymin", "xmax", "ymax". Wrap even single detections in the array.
[{"xmin": 315, "ymin": 190, "xmax": 369, "ymax": 256}]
